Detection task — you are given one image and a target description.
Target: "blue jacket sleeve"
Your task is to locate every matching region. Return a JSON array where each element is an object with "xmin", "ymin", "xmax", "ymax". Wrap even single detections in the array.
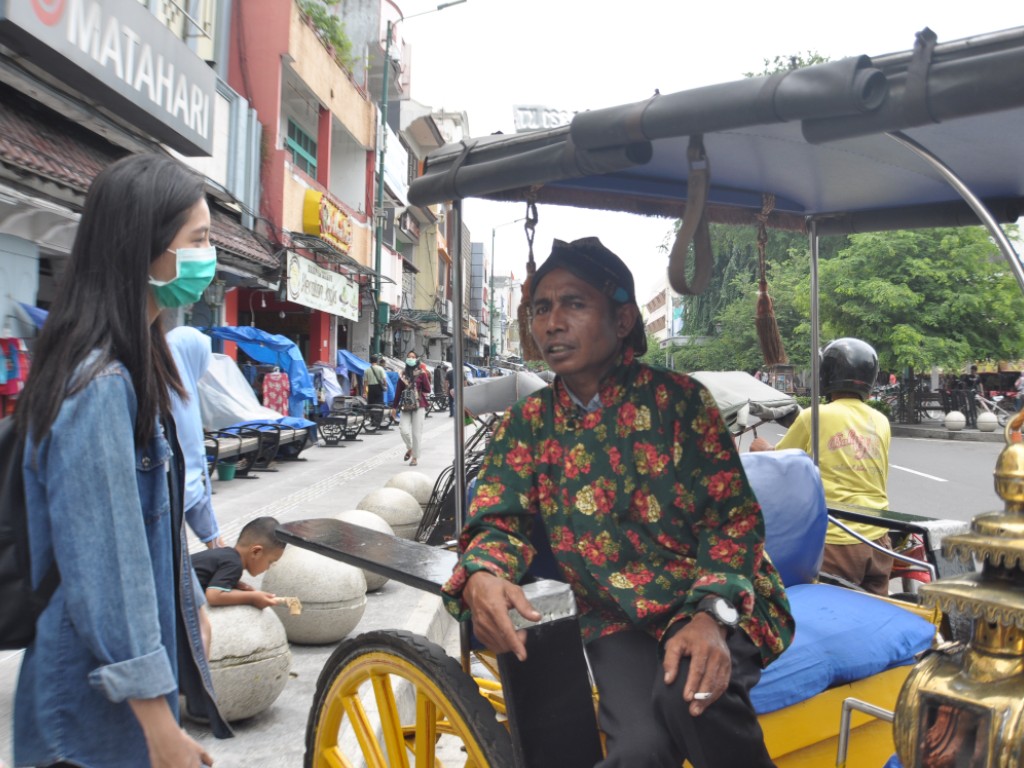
[{"xmin": 39, "ymin": 371, "xmax": 177, "ymax": 702}]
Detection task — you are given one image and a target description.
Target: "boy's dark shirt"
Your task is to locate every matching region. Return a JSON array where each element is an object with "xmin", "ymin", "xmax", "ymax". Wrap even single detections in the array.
[{"xmin": 191, "ymin": 546, "xmax": 244, "ymax": 591}]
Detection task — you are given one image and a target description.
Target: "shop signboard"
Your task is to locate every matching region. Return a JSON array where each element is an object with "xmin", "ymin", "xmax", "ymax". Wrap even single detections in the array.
[
  {"xmin": 0, "ymin": 0, "xmax": 216, "ymax": 155},
  {"xmin": 382, "ymin": 124, "xmax": 408, "ymax": 204},
  {"xmin": 302, "ymin": 189, "xmax": 352, "ymax": 254},
  {"xmin": 513, "ymin": 105, "xmax": 576, "ymax": 133},
  {"xmin": 286, "ymin": 252, "xmax": 359, "ymax": 321}
]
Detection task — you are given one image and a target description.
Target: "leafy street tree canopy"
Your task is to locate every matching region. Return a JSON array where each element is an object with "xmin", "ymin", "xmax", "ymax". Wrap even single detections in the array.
[
  {"xmin": 819, "ymin": 227, "xmax": 1024, "ymax": 372},
  {"xmin": 650, "ymin": 223, "xmax": 1024, "ymax": 377}
]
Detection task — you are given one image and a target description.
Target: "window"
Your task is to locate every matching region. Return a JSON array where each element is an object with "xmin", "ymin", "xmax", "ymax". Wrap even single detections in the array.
[{"xmin": 286, "ymin": 119, "xmax": 317, "ymax": 176}]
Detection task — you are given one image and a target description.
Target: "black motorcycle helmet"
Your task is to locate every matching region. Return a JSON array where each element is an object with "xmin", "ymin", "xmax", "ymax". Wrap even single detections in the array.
[{"xmin": 820, "ymin": 338, "xmax": 879, "ymax": 401}]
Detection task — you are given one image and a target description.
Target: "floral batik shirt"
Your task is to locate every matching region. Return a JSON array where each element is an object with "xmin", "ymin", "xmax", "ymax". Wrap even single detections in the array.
[{"xmin": 442, "ymin": 354, "xmax": 794, "ymax": 667}]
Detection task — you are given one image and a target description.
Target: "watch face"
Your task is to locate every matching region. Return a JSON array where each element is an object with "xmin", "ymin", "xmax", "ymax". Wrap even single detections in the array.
[
  {"xmin": 701, "ymin": 596, "xmax": 739, "ymax": 626},
  {"xmin": 716, "ymin": 599, "xmax": 739, "ymax": 624}
]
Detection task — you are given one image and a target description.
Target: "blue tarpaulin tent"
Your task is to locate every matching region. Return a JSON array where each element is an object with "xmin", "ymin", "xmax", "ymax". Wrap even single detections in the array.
[
  {"xmin": 17, "ymin": 302, "xmax": 48, "ymax": 329},
  {"xmin": 336, "ymin": 349, "xmax": 370, "ymax": 379},
  {"xmin": 207, "ymin": 326, "xmax": 315, "ymax": 418},
  {"xmin": 384, "ymin": 370, "xmax": 398, "ymax": 406}
]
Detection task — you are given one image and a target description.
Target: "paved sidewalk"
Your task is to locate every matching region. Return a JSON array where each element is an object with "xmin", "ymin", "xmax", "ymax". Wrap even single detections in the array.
[
  {"xmin": 1, "ymin": 412, "xmax": 463, "ymax": 768},
  {"xmin": 890, "ymin": 420, "xmax": 1007, "ymax": 442}
]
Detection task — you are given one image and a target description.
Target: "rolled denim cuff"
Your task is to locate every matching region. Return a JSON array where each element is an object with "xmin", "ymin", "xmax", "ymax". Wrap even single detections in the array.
[{"xmin": 87, "ymin": 648, "xmax": 177, "ymax": 703}]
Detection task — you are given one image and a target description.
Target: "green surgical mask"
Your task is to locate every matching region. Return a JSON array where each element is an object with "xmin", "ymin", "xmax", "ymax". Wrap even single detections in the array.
[
  {"xmin": 149, "ymin": 246, "xmax": 217, "ymax": 309},
  {"xmin": 406, "ymin": 358, "xmax": 417, "ymax": 367}
]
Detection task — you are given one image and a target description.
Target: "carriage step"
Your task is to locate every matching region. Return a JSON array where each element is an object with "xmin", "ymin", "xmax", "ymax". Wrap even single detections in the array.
[{"xmin": 277, "ymin": 518, "xmax": 458, "ymax": 593}]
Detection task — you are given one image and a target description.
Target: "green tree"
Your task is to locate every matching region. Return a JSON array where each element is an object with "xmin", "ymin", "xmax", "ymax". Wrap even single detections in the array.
[
  {"xmin": 818, "ymin": 227, "xmax": 1024, "ymax": 372},
  {"xmin": 641, "ymin": 333, "xmax": 669, "ymax": 368},
  {"xmin": 745, "ymin": 52, "xmax": 828, "ymax": 78},
  {"xmin": 298, "ymin": 0, "xmax": 355, "ymax": 71}
]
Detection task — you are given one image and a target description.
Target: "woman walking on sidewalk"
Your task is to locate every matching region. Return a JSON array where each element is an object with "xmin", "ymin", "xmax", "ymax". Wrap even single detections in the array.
[{"xmin": 393, "ymin": 351, "xmax": 431, "ymax": 466}]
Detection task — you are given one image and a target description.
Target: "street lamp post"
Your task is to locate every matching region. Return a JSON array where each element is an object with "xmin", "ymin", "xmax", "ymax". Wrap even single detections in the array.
[
  {"xmin": 371, "ymin": 0, "xmax": 467, "ymax": 355},
  {"xmin": 489, "ymin": 217, "xmax": 524, "ymax": 367}
]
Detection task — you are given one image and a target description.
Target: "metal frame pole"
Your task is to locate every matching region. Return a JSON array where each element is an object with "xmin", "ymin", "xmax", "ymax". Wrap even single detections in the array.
[
  {"xmin": 371, "ymin": 20, "xmax": 392, "ymax": 355},
  {"xmin": 809, "ymin": 218, "xmax": 820, "ymax": 464}
]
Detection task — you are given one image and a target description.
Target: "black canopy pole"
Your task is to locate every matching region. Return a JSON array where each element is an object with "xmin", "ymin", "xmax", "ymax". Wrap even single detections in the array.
[
  {"xmin": 450, "ymin": 199, "xmax": 473, "ymax": 676},
  {"xmin": 451, "ymin": 199, "xmax": 467, "ymax": 535},
  {"xmin": 808, "ymin": 218, "xmax": 821, "ymax": 466}
]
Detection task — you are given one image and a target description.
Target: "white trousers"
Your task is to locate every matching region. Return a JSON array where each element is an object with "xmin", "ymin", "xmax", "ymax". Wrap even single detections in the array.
[{"xmin": 398, "ymin": 407, "xmax": 425, "ymax": 459}]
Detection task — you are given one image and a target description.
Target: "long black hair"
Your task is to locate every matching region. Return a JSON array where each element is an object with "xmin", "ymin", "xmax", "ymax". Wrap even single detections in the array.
[{"xmin": 17, "ymin": 154, "xmax": 201, "ymax": 446}]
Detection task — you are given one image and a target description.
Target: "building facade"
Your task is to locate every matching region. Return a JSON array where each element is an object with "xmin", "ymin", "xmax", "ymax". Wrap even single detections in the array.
[
  {"xmin": 228, "ymin": 0, "xmax": 382, "ymax": 366},
  {"xmin": 0, "ymin": 0, "xmax": 273, "ymax": 416}
]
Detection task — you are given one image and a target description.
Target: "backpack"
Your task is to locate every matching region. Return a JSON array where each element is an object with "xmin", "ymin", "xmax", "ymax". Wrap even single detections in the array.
[
  {"xmin": 0, "ymin": 416, "xmax": 60, "ymax": 650},
  {"xmin": 398, "ymin": 382, "xmax": 419, "ymax": 412}
]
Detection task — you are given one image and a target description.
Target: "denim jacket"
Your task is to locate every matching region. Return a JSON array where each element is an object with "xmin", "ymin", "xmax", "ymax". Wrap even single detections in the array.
[{"xmin": 15, "ymin": 358, "xmax": 230, "ymax": 767}]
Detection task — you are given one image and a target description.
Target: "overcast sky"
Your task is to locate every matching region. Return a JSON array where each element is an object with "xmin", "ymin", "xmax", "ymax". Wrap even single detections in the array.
[{"xmin": 394, "ymin": 1, "xmax": 1021, "ymax": 299}]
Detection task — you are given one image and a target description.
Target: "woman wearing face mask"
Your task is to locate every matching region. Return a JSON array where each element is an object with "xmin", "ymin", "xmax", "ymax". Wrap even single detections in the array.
[
  {"xmin": 14, "ymin": 154, "xmax": 230, "ymax": 768},
  {"xmin": 391, "ymin": 351, "xmax": 431, "ymax": 466}
]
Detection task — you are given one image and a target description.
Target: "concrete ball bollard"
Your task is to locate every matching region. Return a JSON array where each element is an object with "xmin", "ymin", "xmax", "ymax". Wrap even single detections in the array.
[
  {"xmin": 355, "ymin": 487, "xmax": 423, "ymax": 539},
  {"xmin": 204, "ymin": 605, "xmax": 291, "ymax": 722},
  {"xmin": 944, "ymin": 410, "xmax": 966, "ymax": 431},
  {"xmin": 977, "ymin": 411, "xmax": 999, "ymax": 432},
  {"xmin": 385, "ymin": 470, "xmax": 434, "ymax": 508},
  {"xmin": 335, "ymin": 509, "xmax": 395, "ymax": 591},
  {"xmin": 262, "ymin": 546, "xmax": 367, "ymax": 645}
]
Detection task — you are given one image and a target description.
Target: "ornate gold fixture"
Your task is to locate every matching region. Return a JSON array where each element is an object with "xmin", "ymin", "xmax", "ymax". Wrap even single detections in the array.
[{"xmin": 894, "ymin": 413, "xmax": 1024, "ymax": 767}]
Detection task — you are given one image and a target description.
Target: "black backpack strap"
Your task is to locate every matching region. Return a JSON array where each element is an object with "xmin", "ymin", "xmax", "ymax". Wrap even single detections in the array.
[{"xmin": 36, "ymin": 561, "xmax": 60, "ymax": 604}]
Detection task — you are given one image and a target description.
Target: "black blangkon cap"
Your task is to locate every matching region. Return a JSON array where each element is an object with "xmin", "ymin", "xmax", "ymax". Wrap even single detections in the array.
[{"xmin": 531, "ymin": 237, "xmax": 646, "ymax": 355}]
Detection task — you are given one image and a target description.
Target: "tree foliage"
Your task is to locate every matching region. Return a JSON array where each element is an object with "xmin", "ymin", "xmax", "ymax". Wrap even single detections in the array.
[
  {"xmin": 745, "ymin": 51, "xmax": 828, "ymax": 77},
  {"xmin": 660, "ymin": 225, "xmax": 1024, "ymax": 376},
  {"xmin": 818, "ymin": 227, "xmax": 1024, "ymax": 372},
  {"xmin": 298, "ymin": 0, "xmax": 355, "ymax": 71}
]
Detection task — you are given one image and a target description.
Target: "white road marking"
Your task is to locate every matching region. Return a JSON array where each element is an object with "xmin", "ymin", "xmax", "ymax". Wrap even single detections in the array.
[{"xmin": 890, "ymin": 464, "xmax": 948, "ymax": 482}]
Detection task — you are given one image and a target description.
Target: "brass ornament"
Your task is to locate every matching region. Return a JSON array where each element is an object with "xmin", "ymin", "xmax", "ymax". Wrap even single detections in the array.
[{"xmin": 895, "ymin": 411, "xmax": 1024, "ymax": 767}]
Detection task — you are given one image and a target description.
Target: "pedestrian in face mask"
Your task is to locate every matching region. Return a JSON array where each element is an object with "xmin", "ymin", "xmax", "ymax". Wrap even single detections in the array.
[
  {"xmin": 14, "ymin": 154, "xmax": 228, "ymax": 768},
  {"xmin": 392, "ymin": 350, "xmax": 431, "ymax": 466}
]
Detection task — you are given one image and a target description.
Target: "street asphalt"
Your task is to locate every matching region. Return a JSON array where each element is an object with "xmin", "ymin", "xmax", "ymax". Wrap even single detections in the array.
[{"xmin": 0, "ymin": 413, "xmax": 1003, "ymax": 768}]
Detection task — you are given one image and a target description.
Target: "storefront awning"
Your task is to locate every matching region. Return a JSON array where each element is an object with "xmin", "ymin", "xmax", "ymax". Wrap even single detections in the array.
[
  {"xmin": 0, "ymin": 84, "xmax": 280, "ymax": 278},
  {"xmin": 287, "ymin": 231, "xmax": 395, "ymax": 284},
  {"xmin": 210, "ymin": 206, "xmax": 278, "ymax": 270},
  {"xmin": 0, "ymin": 82, "xmax": 120, "ymax": 199},
  {"xmin": 392, "ymin": 309, "xmax": 444, "ymax": 324}
]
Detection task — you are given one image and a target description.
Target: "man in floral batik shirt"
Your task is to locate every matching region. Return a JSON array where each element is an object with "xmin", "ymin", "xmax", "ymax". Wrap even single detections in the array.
[{"xmin": 442, "ymin": 237, "xmax": 793, "ymax": 768}]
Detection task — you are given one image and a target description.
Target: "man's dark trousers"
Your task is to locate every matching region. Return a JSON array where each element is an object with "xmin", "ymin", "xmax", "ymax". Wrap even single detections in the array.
[{"xmin": 587, "ymin": 626, "xmax": 776, "ymax": 768}]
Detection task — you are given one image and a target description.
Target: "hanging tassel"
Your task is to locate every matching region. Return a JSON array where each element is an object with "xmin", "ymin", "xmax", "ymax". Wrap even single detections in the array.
[
  {"xmin": 517, "ymin": 201, "xmax": 544, "ymax": 362},
  {"xmin": 754, "ymin": 194, "xmax": 787, "ymax": 366},
  {"xmin": 519, "ymin": 265, "xmax": 543, "ymax": 362},
  {"xmin": 756, "ymin": 278, "xmax": 787, "ymax": 366}
]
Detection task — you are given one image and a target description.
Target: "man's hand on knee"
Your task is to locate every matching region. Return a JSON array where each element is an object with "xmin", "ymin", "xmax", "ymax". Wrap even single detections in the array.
[
  {"xmin": 662, "ymin": 613, "xmax": 732, "ymax": 717},
  {"xmin": 462, "ymin": 571, "xmax": 540, "ymax": 662}
]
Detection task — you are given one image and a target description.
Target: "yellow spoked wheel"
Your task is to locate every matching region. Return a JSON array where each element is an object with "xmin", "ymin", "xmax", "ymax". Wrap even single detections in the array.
[{"xmin": 305, "ymin": 630, "xmax": 513, "ymax": 768}]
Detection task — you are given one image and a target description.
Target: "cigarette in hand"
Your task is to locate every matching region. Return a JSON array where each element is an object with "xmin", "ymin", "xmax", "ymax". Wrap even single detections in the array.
[{"xmin": 693, "ymin": 692, "xmax": 712, "ymax": 700}]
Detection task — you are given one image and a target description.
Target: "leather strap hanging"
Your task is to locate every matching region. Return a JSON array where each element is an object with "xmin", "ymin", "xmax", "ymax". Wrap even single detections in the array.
[{"xmin": 667, "ymin": 135, "xmax": 713, "ymax": 295}]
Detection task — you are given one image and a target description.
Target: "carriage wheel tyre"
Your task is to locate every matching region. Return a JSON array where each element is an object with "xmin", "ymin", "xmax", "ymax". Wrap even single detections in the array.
[{"xmin": 305, "ymin": 629, "xmax": 513, "ymax": 768}]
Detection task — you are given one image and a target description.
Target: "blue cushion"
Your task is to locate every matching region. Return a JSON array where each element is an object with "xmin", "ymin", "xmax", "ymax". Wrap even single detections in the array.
[
  {"xmin": 741, "ymin": 450, "xmax": 828, "ymax": 587},
  {"xmin": 882, "ymin": 756, "xmax": 903, "ymax": 768},
  {"xmin": 750, "ymin": 583, "xmax": 935, "ymax": 714}
]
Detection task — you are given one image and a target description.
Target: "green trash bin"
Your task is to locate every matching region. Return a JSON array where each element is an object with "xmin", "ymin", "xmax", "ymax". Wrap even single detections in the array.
[{"xmin": 216, "ymin": 462, "xmax": 237, "ymax": 481}]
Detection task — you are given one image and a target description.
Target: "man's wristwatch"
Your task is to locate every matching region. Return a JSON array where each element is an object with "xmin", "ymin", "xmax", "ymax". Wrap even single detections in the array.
[{"xmin": 696, "ymin": 595, "xmax": 739, "ymax": 628}]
